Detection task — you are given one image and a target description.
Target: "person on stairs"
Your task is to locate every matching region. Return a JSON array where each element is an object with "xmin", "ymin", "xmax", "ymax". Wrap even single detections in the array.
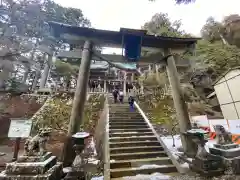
[
  {"xmin": 128, "ymin": 90, "xmax": 135, "ymax": 112},
  {"xmin": 112, "ymin": 88, "xmax": 119, "ymax": 103},
  {"xmin": 118, "ymin": 89, "xmax": 124, "ymax": 104}
]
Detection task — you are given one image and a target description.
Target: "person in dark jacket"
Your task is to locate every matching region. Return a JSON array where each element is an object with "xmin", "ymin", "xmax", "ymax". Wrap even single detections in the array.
[
  {"xmin": 112, "ymin": 88, "xmax": 118, "ymax": 103},
  {"xmin": 128, "ymin": 95, "xmax": 135, "ymax": 112}
]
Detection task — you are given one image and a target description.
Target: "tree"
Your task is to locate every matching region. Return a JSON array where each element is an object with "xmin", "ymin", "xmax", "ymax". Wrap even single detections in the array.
[
  {"xmin": 0, "ymin": 0, "xmax": 91, "ymax": 89},
  {"xmin": 201, "ymin": 17, "xmax": 224, "ymax": 43},
  {"xmin": 222, "ymin": 14, "xmax": 240, "ymax": 47},
  {"xmin": 201, "ymin": 14, "xmax": 240, "ymax": 47},
  {"xmin": 51, "ymin": 60, "xmax": 79, "ymax": 90},
  {"xmin": 142, "ymin": 13, "xmax": 190, "ymax": 37},
  {"xmin": 196, "ymin": 40, "xmax": 240, "ymax": 76}
]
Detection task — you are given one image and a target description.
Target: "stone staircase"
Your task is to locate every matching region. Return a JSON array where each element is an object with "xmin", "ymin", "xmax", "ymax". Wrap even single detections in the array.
[{"xmin": 107, "ymin": 96, "xmax": 179, "ymax": 179}]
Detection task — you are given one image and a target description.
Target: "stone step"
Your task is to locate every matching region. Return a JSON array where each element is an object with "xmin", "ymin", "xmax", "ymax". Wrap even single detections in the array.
[
  {"xmin": 109, "ymin": 112, "xmax": 140, "ymax": 114},
  {"xmin": 110, "ymin": 141, "xmax": 161, "ymax": 148},
  {"xmin": 110, "ymin": 125, "xmax": 148, "ymax": 129},
  {"xmin": 109, "ymin": 107, "xmax": 135, "ymax": 109},
  {"xmin": 110, "ymin": 165, "xmax": 177, "ymax": 178},
  {"xmin": 109, "ymin": 132, "xmax": 154, "ymax": 137},
  {"xmin": 109, "ymin": 119, "xmax": 144, "ymax": 123},
  {"xmin": 109, "ymin": 136, "xmax": 157, "ymax": 142},
  {"xmin": 111, "ymin": 172, "xmax": 180, "ymax": 180},
  {"xmin": 109, "ymin": 128, "xmax": 152, "ymax": 133},
  {"xmin": 109, "ymin": 104, "xmax": 130, "ymax": 106},
  {"xmin": 109, "ymin": 115, "xmax": 142, "ymax": 118},
  {"xmin": 109, "ymin": 122, "xmax": 146, "ymax": 126},
  {"xmin": 110, "ymin": 146, "xmax": 164, "ymax": 154},
  {"xmin": 110, "ymin": 157, "xmax": 172, "ymax": 169},
  {"xmin": 110, "ymin": 151, "xmax": 167, "ymax": 160},
  {"xmin": 109, "ymin": 117, "xmax": 144, "ymax": 120},
  {"xmin": 109, "ymin": 119, "xmax": 145, "ymax": 123}
]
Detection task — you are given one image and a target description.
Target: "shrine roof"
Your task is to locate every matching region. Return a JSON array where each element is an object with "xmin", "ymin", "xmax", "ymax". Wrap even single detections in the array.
[
  {"xmin": 91, "ymin": 61, "xmax": 108, "ymax": 70},
  {"xmin": 48, "ymin": 21, "xmax": 200, "ymax": 49}
]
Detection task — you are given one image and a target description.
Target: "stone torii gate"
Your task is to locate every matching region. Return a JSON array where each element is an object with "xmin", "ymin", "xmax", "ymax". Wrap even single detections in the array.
[{"xmin": 48, "ymin": 21, "xmax": 200, "ymax": 166}]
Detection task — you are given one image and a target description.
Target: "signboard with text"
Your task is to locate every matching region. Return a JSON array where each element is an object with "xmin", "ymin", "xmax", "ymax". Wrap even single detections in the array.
[{"xmin": 8, "ymin": 119, "xmax": 32, "ymax": 138}]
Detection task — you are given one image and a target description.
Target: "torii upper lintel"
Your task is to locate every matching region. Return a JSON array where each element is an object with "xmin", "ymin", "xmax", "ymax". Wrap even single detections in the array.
[{"xmin": 48, "ymin": 21, "xmax": 200, "ymax": 50}]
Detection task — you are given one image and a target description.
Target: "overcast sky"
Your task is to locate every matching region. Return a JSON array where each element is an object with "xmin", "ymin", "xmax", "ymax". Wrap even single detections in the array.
[{"xmin": 54, "ymin": 0, "xmax": 240, "ymax": 36}]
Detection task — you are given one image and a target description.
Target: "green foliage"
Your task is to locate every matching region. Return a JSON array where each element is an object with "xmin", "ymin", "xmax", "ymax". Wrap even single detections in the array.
[
  {"xmin": 143, "ymin": 13, "xmax": 192, "ymax": 37},
  {"xmin": 201, "ymin": 17, "xmax": 224, "ymax": 43},
  {"xmin": 196, "ymin": 40, "xmax": 240, "ymax": 75},
  {"xmin": 7, "ymin": 78, "xmax": 19, "ymax": 91},
  {"xmin": 6, "ymin": 77, "xmax": 28, "ymax": 93},
  {"xmin": 32, "ymin": 94, "xmax": 105, "ymax": 134},
  {"xmin": 52, "ymin": 60, "xmax": 79, "ymax": 79},
  {"xmin": 143, "ymin": 72, "xmax": 168, "ymax": 87},
  {"xmin": 201, "ymin": 14, "xmax": 240, "ymax": 47},
  {"xmin": 138, "ymin": 88, "xmax": 177, "ymax": 133},
  {"xmin": 0, "ymin": 0, "xmax": 91, "ymax": 38},
  {"xmin": 81, "ymin": 94, "xmax": 105, "ymax": 133}
]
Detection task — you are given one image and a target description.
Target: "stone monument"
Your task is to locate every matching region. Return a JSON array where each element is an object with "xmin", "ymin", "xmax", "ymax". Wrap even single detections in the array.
[
  {"xmin": 209, "ymin": 125, "xmax": 240, "ymax": 174},
  {"xmin": 209, "ymin": 125, "xmax": 240, "ymax": 158},
  {"xmin": 64, "ymin": 132, "xmax": 90, "ymax": 180},
  {"xmin": 183, "ymin": 129, "xmax": 223, "ymax": 175},
  {"xmin": 63, "ymin": 132, "xmax": 100, "ymax": 180},
  {"xmin": 0, "ymin": 128, "xmax": 63, "ymax": 180}
]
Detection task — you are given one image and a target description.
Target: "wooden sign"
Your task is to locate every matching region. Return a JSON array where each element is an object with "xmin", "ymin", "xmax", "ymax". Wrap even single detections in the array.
[{"xmin": 8, "ymin": 119, "xmax": 32, "ymax": 138}]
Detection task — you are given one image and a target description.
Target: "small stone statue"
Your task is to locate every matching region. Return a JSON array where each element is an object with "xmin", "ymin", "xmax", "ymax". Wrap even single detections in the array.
[
  {"xmin": 184, "ymin": 129, "xmax": 224, "ymax": 174},
  {"xmin": 214, "ymin": 125, "xmax": 233, "ymax": 145},
  {"xmin": 24, "ymin": 128, "xmax": 52, "ymax": 156},
  {"xmin": 192, "ymin": 122, "xmax": 199, "ymax": 129},
  {"xmin": 191, "ymin": 132, "xmax": 209, "ymax": 159}
]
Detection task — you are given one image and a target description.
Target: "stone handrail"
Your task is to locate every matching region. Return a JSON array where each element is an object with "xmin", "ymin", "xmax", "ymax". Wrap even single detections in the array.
[
  {"xmin": 134, "ymin": 101, "xmax": 185, "ymax": 173},
  {"xmin": 94, "ymin": 95, "xmax": 110, "ymax": 180},
  {"xmin": 29, "ymin": 96, "xmax": 53, "ymax": 131}
]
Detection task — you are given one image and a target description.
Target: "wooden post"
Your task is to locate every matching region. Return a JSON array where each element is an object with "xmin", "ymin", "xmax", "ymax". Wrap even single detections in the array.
[
  {"xmin": 62, "ymin": 40, "xmax": 93, "ymax": 166},
  {"xmin": 164, "ymin": 48, "xmax": 196, "ymax": 157},
  {"xmin": 12, "ymin": 137, "xmax": 21, "ymax": 162}
]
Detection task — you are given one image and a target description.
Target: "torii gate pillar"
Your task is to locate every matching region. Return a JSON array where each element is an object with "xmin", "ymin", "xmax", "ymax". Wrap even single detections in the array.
[
  {"xmin": 62, "ymin": 40, "xmax": 93, "ymax": 166},
  {"xmin": 164, "ymin": 48, "xmax": 196, "ymax": 157}
]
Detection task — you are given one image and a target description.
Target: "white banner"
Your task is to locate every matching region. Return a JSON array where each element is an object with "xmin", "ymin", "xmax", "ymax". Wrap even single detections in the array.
[
  {"xmin": 208, "ymin": 119, "xmax": 229, "ymax": 132},
  {"xmin": 191, "ymin": 115, "xmax": 209, "ymax": 127},
  {"xmin": 228, "ymin": 120, "xmax": 240, "ymax": 134}
]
